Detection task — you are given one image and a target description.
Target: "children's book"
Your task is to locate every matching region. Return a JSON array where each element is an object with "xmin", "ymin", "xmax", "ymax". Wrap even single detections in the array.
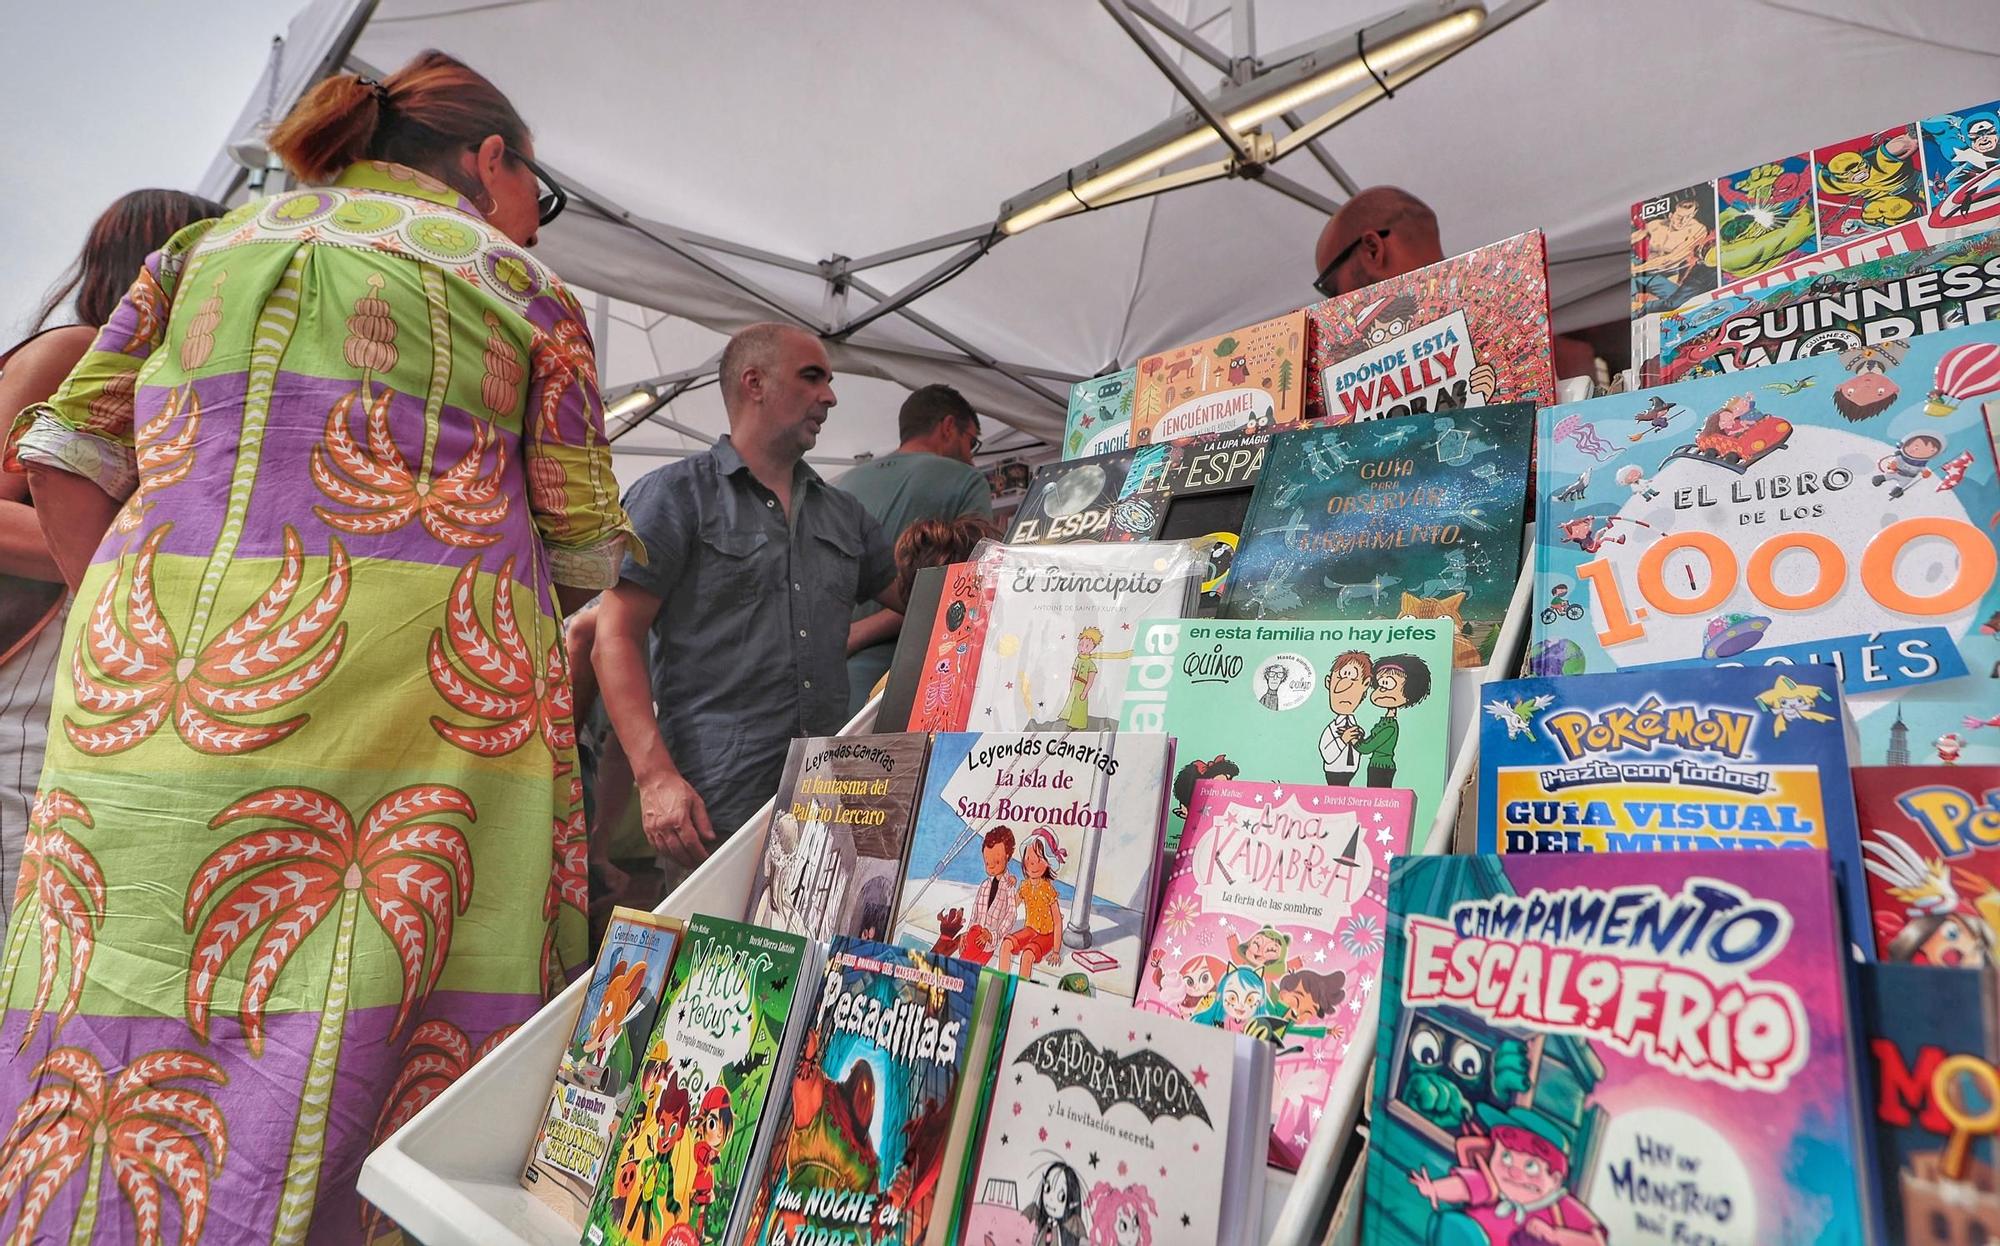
[
  {"xmin": 1306, "ymin": 230, "xmax": 1555, "ymax": 424},
  {"xmin": 1006, "ymin": 449, "xmax": 1135, "ymax": 545},
  {"xmin": 887, "ymin": 730, "xmax": 1172, "ymax": 1001},
  {"xmin": 1856, "ymin": 961, "xmax": 2000, "ymax": 1245},
  {"xmin": 1656, "ymin": 232, "xmax": 2000, "ymax": 385},
  {"xmin": 1364, "ymin": 851, "xmax": 1877, "ymax": 1246},
  {"xmin": 740, "ymin": 935, "xmax": 982, "ymax": 1246},
  {"xmin": 960, "ymin": 979, "xmax": 1273, "ymax": 1246},
  {"xmin": 1136, "ymin": 778, "xmax": 1414, "ymax": 1170},
  {"xmin": 1478, "ymin": 664, "xmax": 1868, "ymax": 947},
  {"xmin": 1531, "ymin": 318, "xmax": 2000, "ymax": 767},
  {"xmin": 1064, "ymin": 369, "xmax": 1136, "ymax": 459},
  {"xmin": 964, "ymin": 541, "xmax": 1200, "ymax": 733},
  {"xmin": 1222, "ymin": 408, "xmax": 1535, "ymax": 667},
  {"xmin": 523, "ymin": 907, "xmax": 684, "ymax": 1228},
  {"xmin": 1131, "ymin": 309, "xmax": 1309, "ymax": 444},
  {"xmin": 1122, "ymin": 616, "xmax": 1454, "ymax": 855},
  {"xmin": 582, "ymin": 916, "xmax": 813, "ymax": 1246},
  {"xmin": 1856, "ymin": 765, "xmax": 2000, "ymax": 964},
  {"xmin": 748, "ymin": 734, "xmax": 930, "ymax": 943}
]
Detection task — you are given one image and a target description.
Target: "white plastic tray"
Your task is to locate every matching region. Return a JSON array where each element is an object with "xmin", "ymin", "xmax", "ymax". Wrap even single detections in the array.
[{"xmin": 359, "ymin": 563, "xmax": 1533, "ymax": 1246}]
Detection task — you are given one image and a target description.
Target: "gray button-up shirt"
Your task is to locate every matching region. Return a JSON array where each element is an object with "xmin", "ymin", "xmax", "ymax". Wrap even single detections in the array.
[{"xmin": 619, "ymin": 435, "xmax": 895, "ymax": 838}]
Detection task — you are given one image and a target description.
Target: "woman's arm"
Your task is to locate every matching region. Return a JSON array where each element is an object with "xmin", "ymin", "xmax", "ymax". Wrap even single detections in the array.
[
  {"xmin": 26, "ymin": 465, "xmax": 120, "ymax": 592},
  {"xmin": 0, "ymin": 327, "xmax": 95, "ymax": 581}
]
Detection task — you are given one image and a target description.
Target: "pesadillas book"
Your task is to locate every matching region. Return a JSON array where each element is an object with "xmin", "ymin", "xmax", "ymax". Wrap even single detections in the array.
[
  {"xmin": 1221, "ymin": 408, "xmax": 1535, "ymax": 667},
  {"xmin": 1136, "ymin": 778, "xmax": 1414, "ymax": 1170},
  {"xmin": 1130, "ymin": 309, "xmax": 1308, "ymax": 444},
  {"xmin": 523, "ymin": 907, "xmax": 683, "ymax": 1228},
  {"xmin": 887, "ymin": 730, "xmax": 1172, "ymax": 1001},
  {"xmin": 740, "ymin": 935, "xmax": 983, "ymax": 1246},
  {"xmin": 964, "ymin": 540, "xmax": 1200, "ymax": 733},
  {"xmin": 1365, "ymin": 851, "xmax": 1878, "ymax": 1246},
  {"xmin": 1856, "ymin": 961, "xmax": 2000, "ymax": 1245},
  {"xmin": 1121, "ymin": 616, "xmax": 1453, "ymax": 855},
  {"xmin": 1478, "ymin": 664, "xmax": 1869, "ymax": 950},
  {"xmin": 959, "ymin": 979, "xmax": 1272, "ymax": 1246},
  {"xmin": 748, "ymin": 733, "xmax": 930, "ymax": 943},
  {"xmin": 1064, "ymin": 369, "xmax": 1136, "ymax": 459},
  {"xmin": 1530, "ymin": 318, "xmax": 2000, "ymax": 767},
  {"xmin": 582, "ymin": 915, "xmax": 814, "ymax": 1246},
  {"xmin": 1306, "ymin": 230, "xmax": 1555, "ymax": 424},
  {"xmin": 1856, "ymin": 765, "xmax": 2000, "ymax": 964}
]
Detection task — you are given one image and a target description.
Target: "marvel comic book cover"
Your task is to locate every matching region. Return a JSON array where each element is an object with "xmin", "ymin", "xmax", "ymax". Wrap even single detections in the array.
[
  {"xmin": 1530, "ymin": 319, "xmax": 2000, "ymax": 767},
  {"xmin": 1363, "ymin": 852, "xmax": 1877, "ymax": 1245},
  {"xmin": 1716, "ymin": 153, "xmax": 1822, "ymax": 284},
  {"xmin": 1856, "ymin": 765, "xmax": 2000, "ymax": 965}
]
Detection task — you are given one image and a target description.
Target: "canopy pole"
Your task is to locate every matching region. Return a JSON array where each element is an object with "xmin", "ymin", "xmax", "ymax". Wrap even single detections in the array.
[{"xmin": 1099, "ymin": 0, "xmax": 1254, "ymax": 163}]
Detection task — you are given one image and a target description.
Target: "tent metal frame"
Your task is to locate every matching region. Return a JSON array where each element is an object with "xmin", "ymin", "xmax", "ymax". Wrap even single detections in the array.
[{"xmin": 241, "ymin": 0, "xmax": 1542, "ymax": 445}]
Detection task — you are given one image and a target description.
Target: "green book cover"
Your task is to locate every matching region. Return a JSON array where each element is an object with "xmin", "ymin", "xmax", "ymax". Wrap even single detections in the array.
[
  {"xmin": 582, "ymin": 915, "xmax": 809, "ymax": 1246},
  {"xmin": 1121, "ymin": 616, "xmax": 1454, "ymax": 854}
]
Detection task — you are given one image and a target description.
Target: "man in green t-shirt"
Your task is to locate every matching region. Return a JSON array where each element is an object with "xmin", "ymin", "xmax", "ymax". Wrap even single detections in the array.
[{"xmin": 834, "ymin": 384, "xmax": 994, "ymax": 715}]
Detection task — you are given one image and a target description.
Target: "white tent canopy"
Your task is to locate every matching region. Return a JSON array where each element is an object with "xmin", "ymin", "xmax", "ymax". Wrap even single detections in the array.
[{"xmin": 204, "ymin": 0, "xmax": 2000, "ymax": 488}]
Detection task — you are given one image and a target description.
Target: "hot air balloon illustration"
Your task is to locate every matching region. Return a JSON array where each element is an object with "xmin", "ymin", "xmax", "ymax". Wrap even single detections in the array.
[{"xmin": 1924, "ymin": 341, "xmax": 2000, "ymax": 417}]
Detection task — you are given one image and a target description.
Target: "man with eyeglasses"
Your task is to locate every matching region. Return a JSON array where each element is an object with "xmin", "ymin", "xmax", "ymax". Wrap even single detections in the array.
[{"xmin": 834, "ymin": 384, "xmax": 994, "ymax": 716}]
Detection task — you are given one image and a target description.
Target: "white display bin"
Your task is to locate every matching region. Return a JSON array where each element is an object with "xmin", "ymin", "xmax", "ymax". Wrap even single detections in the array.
[{"xmin": 359, "ymin": 565, "xmax": 1534, "ymax": 1246}]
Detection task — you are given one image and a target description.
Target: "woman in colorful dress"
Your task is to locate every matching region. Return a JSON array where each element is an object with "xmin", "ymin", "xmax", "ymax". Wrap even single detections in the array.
[{"xmin": 0, "ymin": 52, "xmax": 632, "ymax": 1244}]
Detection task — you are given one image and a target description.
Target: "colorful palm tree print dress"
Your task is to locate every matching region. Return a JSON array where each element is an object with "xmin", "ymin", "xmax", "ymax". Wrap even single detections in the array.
[{"xmin": 0, "ymin": 161, "xmax": 632, "ymax": 1245}]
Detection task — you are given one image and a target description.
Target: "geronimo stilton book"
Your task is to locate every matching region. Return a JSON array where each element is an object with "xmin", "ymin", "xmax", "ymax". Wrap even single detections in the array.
[
  {"xmin": 1477, "ymin": 665, "xmax": 1870, "ymax": 952},
  {"xmin": 1856, "ymin": 765, "xmax": 2000, "ymax": 965},
  {"xmin": 1135, "ymin": 778, "xmax": 1414, "ymax": 1170},
  {"xmin": 582, "ymin": 915, "xmax": 812, "ymax": 1246},
  {"xmin": 887, "ymin": 731, "xmax": 1171, "ymax": 1001},
  {"xmin": 522, "ymin": 907, "xmax": 683, "ymax": 1228},
  {"xmin": 748, "ymin": 734, "xmax": 931, "ymax": 944},
  {"xmin": 1121, "ymin": 616, "xmax": 1452, "ymax": 856},
  {"xmin": 1856, "ymin": 961, "xmax": 2000, "ymax": 1245},
  {"xmin": 960, "ymin": 979, "xmax": 1272, "ymax": 1246},
  {"xmin": 739, "ymin": 935, "xmax": 981, "ymax": 1246},
  {"xmin": 1305, "ymin": 231, "xmax": 1554, "ymax": 425},
  {"xmin": 1364, "ymin": 852, "xmax": 1879, "ymax": 1246},
  {"xmin": 1530, "ymin": 319, "xmax": 2000, "ymax": 767}
]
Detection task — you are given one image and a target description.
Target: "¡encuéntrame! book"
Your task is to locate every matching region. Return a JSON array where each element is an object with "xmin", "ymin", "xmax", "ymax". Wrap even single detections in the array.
[
  {"xmin": 1064, "ymin": 368, "xmax": 1137, "ymax": 459},
  {"xmin": 1364, "ymin": 851, "xmax": 1876, "ymax": 1245},
  {"xmin": 582, "ymin": 915, "xmax": 811, "ymax": 1246},
  {"xmin": 1857, "ymin": 764, "xmax": 2000, "ymax": 964},
  {"xmin": 523, "ymin": 907, "xmax": 683, "ymax": 1228},
  {"xmin": 1530, "ymin": 318, "xmax": 2000, "ymax": 767},
  {"xmin": 1222, "ymin": 407, "xmax": 1535, "ymax": 667},
  {"xmin": 1136, "ymin": 777, "xmax": 1413, "ymax": 1170},
  {"xmin": 887, "ymin": 730, "xmax": 1171, "ymax": 1001},
  {"xmin": 1130, "ymin": 309, "xmax": 1308, "ymax": 444}
]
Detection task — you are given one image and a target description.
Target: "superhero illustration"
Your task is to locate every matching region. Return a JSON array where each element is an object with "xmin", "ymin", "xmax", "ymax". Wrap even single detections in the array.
[
  {"xmin": 1814, "ymin": 124, "xmax": 1925, "ymax": 236},
  {"xmin": 1716, "ymin": 155, "xmax": 1819, "ymax": 281},
  {"xmin": 1922, "ymin": 102, "xmax": 2000, "ymax": 228},
  {"xmin": 1629, "ymin": 184, "xmax": 1719, "ymax": 318}
]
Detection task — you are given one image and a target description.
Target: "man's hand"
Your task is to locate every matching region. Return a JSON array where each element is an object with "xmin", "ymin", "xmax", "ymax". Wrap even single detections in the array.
[{"xmin": 638, "ymin": 770, "xmax": 717, "ymax": 870}]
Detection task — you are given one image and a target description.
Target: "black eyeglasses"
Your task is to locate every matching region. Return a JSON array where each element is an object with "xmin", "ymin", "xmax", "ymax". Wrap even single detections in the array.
[
  {"xmin": 508, "ymin": 148, "xmax": 568, "ymax": 227},
  {"xmin": 1313, "ymin": 228, "xmax": 1389, "ymax": 299}
]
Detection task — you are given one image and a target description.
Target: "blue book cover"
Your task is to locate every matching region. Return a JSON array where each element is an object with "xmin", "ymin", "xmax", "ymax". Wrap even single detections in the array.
[
  {"xmin": 1530, "ymin": 319, "xmax": 2000, "ymax": 768},
  {"xmin": 1477, "ymin": 664, "xmax": 1870, "ymax": 953},
  {"xmin": 1857, "ymin": 962, "xmax": 2000, "ymax": 1244}
]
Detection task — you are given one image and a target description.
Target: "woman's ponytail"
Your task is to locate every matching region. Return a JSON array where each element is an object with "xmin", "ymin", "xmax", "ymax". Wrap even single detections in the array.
[{"xmin": 267, "ymin": 73, "xmax": 386, "ymax": 185}]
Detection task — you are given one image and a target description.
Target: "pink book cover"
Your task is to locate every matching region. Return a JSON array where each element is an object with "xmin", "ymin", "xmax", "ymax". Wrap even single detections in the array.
[{"xmin": 1134, "ymin": 777, "xmax": 1414, "ymax": 1169}]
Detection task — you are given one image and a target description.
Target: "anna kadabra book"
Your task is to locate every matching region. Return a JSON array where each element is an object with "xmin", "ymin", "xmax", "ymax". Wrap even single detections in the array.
[
  {"xmin": 959, "ymin": 980, "xmax": 1272, "ymax": 1246},
  {"xmin": 1135, "ymin": 778, "xmax": 1414, "ymax": 1170},
  {"xmin": 1364, "ymin": 852, "xmax": 1879, "ymax": 1246}
]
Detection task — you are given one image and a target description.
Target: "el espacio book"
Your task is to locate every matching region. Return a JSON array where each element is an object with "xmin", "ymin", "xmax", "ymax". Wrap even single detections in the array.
[
  {"xmin": 1530, "ymin": 318, "xmax": 2000, "ymax": 767},
  {"xmin": 740, "ymin": 935, "xmax": 983, "ymax": 1246},
  {"xmin": 887, "ymin": 730, "xmax": 1172, "ymax": 1001},
  {"xmin": 1130, "ymin": 308, "xmax": 1309, "ymax": 444},
  {"xmin": 958, "ymin": 979, "xmax": 1272, "ymax": 1246},
  {"xmin": 1006, "ymin": 448, "xmax": 1135, "ymax": 546},
  {"xmin": 1477, "ymin": 664, "xmax": 1869, "ymax": 950},
  {"xmin": 1105, "ymin": 427, "xmax": 1270, "ymax": 615},
  {"xmin": 1306, "ymin": 230, "xmax": 1555, "ymax": 424},
  {"xmin": 1857, "ymin": 765, "xmax": 2000, "ymax": 964},
  {"xmin": 1136, "ymin": 778, "xmax": 1414, "ymax": 1170},
  {"xmin": 748, "ymin": 733, "xmax": 931, "ymax": 943},
  {"xmin": 1856, "ymin": 961, "xmax": 2000, "ymax": 1245},
  {"xmin": 582, "ymin": 915, "xmax": 814, "ymax": 1246},
  {"xmin": 963, "ymin": 541, "xmax": 1200, "ymax": 733},
  {"xmin": 1221, "ymin": 408, "xmax": 1535, "ymax": 667},
  {"xmin": 1364, "ymin": 851, "xmax": 1878, "ymax": 1246},
  {"xmin": 1064, "ymin": 368, "xmax": 1136, "ymax": 459},
  {"xmin": 523, "ymin": 907, "xmax": 684, "ymax": 1228},
  {"xmin": 1121, "ymin": 616, "xmax": 1454, "ymax": 855}
]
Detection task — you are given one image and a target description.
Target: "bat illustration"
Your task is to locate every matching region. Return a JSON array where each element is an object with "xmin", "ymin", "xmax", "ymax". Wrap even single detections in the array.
[{"xmin": 1013, "ymin": 1029, "xmax": 1212, "ymax": 1126}]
